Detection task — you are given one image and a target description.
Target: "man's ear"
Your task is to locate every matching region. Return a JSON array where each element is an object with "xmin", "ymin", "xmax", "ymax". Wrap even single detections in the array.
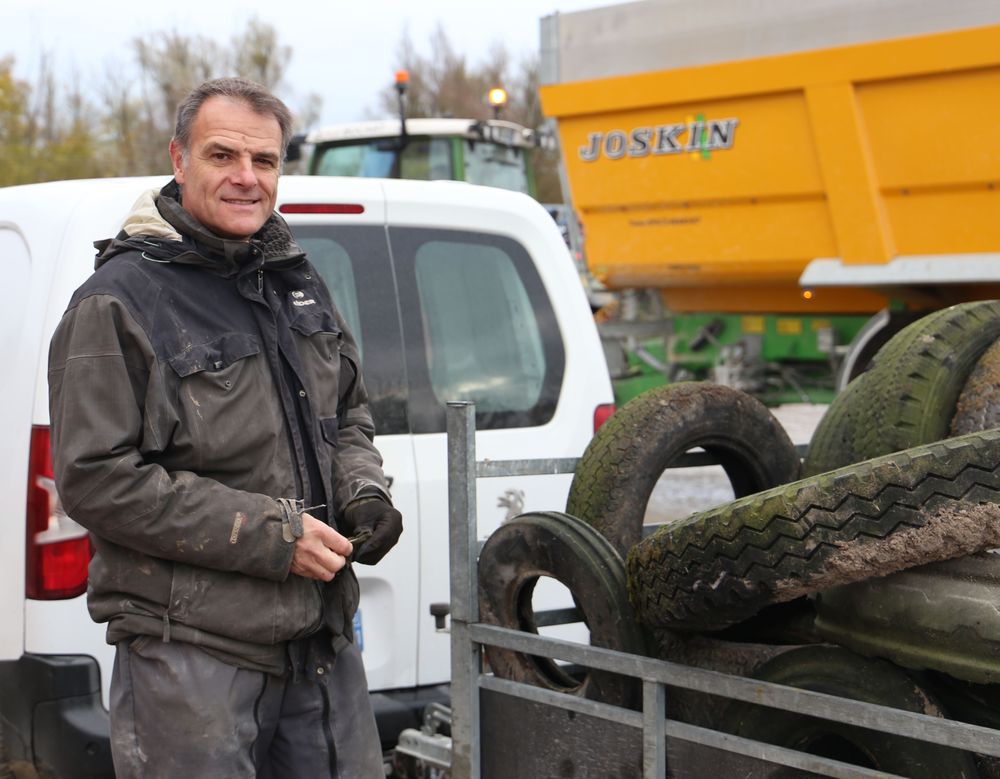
[{"xmin": 168, "ymin": 139, "xmax": 186, "ymax": 183}]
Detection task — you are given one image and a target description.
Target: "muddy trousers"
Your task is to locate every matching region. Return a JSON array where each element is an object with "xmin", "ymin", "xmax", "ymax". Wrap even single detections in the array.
[{"xmin": 109, "ymin": 636, "xmax": 384, "ymax": 778}]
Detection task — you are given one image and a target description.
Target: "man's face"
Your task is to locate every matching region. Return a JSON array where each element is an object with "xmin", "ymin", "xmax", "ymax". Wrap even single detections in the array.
[{"xmin": 169, "ymin": 96, "xmax": 282, "ymax": 240}]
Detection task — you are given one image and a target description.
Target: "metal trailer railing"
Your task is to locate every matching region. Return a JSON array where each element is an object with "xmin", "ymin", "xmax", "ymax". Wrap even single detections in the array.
[{"xmin": 444, "ymin": 401, "xmax": 1000, "ymax": 779}]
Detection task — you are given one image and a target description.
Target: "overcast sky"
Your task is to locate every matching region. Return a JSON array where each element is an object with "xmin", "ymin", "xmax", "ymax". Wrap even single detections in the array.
[{"xmin": 4, "ymin": 0, "xmax": 618, "ymax": 127}]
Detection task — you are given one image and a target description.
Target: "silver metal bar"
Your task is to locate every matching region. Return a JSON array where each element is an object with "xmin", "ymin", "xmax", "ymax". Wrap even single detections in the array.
[
  {"xmin": 470, "ymin": 623, "xmax": 1000, "ymax": 758},
  {"xmin": 474, "ymin": 451, "xmax": 745, "ymax": 477},
  {"xmin": 447, "ymin": 402, "xmax": 480, "ymax": 779},
  {"xmin": 663, "ymin": 718, "xmax": 901, "ymax": 779},
  {"xmin": 479, "ymin": 674, "xmax": 643, "ymax": 727},
  {"xmin": 532, "ymin": 607, "xmax": 582, "ymax": 627},
  {"xmin": 476, "ymin": 457, "xmax": 579, "ymax": 478},
  {"xmin": 643, "ymin": 680, "xmax": 667, "ymax": 779}
]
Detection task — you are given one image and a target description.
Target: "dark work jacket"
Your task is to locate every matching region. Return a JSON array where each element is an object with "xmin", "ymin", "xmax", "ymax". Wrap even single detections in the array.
[{"xmin": 48, "ymin": 180, "xmax": 389, "ymax": 674}]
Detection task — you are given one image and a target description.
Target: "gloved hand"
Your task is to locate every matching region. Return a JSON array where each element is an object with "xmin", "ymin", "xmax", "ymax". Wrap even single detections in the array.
[{"xmin": 343, "ymin": 497, "xmax": 403, "ymax": 565}]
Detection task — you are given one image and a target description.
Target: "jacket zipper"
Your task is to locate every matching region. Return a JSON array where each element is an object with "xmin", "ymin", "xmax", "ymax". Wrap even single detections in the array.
[{"xmin": 259, "ymin": 270, "xmax": 306, "ymax": 502}]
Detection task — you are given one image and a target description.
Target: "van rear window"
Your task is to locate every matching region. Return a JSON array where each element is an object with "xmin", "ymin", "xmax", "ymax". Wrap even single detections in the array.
[
  {"xmin": 288, "ymin": 224, "xmax": 565, "ymax": 435},
  {"xmin": 289, "ymin": 224, "xmax": 408, "ymax": 436},
  {"xmin": 414, "ymin": 240, "xmax": 546, "ymax": 412},
  {"xmin": 391, "ymin": 227, "xmax": 564, "ymax": 433}
]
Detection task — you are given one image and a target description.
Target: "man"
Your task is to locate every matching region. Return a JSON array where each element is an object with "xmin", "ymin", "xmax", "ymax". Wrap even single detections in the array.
[{"xmin": 48, "ymin": 78, "xmax": 402, "ymax": 778}]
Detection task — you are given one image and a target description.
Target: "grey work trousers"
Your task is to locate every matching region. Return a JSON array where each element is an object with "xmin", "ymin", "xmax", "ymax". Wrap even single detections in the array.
[{"xmin": 109, "ymin": 635, "xmax": 384, "ymax": 778}]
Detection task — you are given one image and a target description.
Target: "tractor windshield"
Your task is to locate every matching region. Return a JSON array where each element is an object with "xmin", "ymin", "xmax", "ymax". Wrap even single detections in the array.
[
  {"xmin": 463, "ymin": 140, "xmax": 530, "ymax": 194},
  {"xmin": 313, "ymin": 137, "xmax": 453, "ymax": 180},
  {"xmin": 311, "ymin": 135, "xmax": 531, "ymax": 195}
]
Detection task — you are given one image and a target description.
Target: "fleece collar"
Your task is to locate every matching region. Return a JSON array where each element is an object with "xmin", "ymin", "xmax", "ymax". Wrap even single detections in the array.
[{"xmin": 94, "ymin": 179, "xmax": 305, "ymax": 277}]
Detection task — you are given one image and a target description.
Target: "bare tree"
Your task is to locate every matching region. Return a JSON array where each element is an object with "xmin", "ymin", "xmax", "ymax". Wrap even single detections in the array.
[
  {"xmin": 230, "ymin": 19, "xmax": 291, "ymax": 90},
  {"xmin": 373, "ymin": 27, "xmax": 563, "ymax": 202},
  {"xmin": 0, "ymin": 58, "xmax": 33, "ymax": 185},
  {"xmin": 0, "ymin": 56, "xmax": 103, "ymax": 186},
  {"xmin": 107, "ymin": 18, "xmax": 320, "ymax": 175},
  {"xmin": 377, "ymin": 25, "xmax": 513, "ymax": 121},
  {"xmin": 2, "ymin": 19, "xmax": 319, "ymax": 183}
]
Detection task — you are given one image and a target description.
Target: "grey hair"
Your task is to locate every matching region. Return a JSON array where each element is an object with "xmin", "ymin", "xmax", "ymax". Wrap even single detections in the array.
[{"xmin": 173, "ymin": 77, "xmax": 293, "ymax": 160}]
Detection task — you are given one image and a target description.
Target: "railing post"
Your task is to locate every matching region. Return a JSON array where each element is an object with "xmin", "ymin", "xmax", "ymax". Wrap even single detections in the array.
[
  {"xmin": 447, "ymin": 401, "xmax": 480, "ymax": 779},
  {"xmin": 643, "ymin": 679, "xmax": 667, "ymax": 779}
]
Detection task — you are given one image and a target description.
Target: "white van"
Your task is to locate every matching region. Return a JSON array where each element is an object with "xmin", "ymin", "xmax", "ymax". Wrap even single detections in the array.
[{"xmin": 0, "ymin": 175, "xmax": 614, "ymax": 776}]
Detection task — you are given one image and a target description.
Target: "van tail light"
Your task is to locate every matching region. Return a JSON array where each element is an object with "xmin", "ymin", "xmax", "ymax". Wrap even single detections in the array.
[
  {"xmin": 594, "ymin": 403, "xmax": 615, "ymax": 433},
  {"xmin": 26, "ymin": 426, "xmax": 91, "ymax": 600}
]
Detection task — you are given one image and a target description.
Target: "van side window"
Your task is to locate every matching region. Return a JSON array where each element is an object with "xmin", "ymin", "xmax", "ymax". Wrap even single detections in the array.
[
  {"xmin": 288, "ymin": 225, "xmax": 409, "ymax": 436},
  {"xmin": 391, "ymin": 228, "xmax": 565, "ymax": 433},
  {"xmin": 294, "ymin": 236, "xmax": 363, "ymax": 355}
]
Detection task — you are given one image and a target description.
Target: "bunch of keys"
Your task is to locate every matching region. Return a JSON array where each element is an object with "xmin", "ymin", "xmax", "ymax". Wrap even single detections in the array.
[
  {"xmin": 297, "ymin": 503, "xmax": 372, "ymax": 558},
  {"xmin": 346, "ymin": 527, "xmax": 373, "ymax": 561},
  {"xmin": 347, "ymin": 527, "xmax": 374, "ymax": 547}
]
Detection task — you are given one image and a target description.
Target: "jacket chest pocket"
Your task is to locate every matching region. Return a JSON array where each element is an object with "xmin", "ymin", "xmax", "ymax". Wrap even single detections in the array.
[
  {"xmin": 290, "ymin": 321, "xmax": 345, "ymax": 422},
  {"xmin": 166, "ymin": 333, "xmax": 276, "ymax": 461}
]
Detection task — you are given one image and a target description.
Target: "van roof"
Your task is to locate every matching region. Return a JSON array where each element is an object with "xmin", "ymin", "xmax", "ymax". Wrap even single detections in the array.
[{"xmin": 0, "ymin": 174, "xmax": 541, "ymax": 218}]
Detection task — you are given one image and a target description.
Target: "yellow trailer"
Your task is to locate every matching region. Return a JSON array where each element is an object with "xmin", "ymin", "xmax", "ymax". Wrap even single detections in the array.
[{"xmin": 540, "ymin": 1, "xmax": 1000, "ymax": 400}]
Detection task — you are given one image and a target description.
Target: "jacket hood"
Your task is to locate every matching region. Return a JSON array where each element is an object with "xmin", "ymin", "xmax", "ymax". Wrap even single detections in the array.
[{"xmin": 94, "ymin": 179, "xmax": 306, "ymax": 276}]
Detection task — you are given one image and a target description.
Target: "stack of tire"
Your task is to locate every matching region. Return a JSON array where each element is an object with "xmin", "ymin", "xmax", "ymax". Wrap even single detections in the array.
[
  {"xmin": 628, "ymin": 301, "xmax": 1000, "ymax": 636},
  {"xmin": 618, "ymin": 300, "xmax": 1000, "ymax": 777},
  {"xmin": 477, "ymin": 301, "xmax": 1000, "ymax": 777}
]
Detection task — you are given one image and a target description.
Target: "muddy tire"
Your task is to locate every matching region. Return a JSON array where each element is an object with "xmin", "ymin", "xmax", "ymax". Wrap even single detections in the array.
[
  {"xmin": 800, "ymin": 370, "xmax": 875, "ymax": 477},
  {"xmin": 815, "ymin": 551, "xmax": 1000, "ymax": 685},
  {"xmin": 566, "ymin": 382, "xmax": 800, "ymax": 557},
  {"xmin": 952, "ymin": 339, "xmax": 1000, "ymax": 436},
  {"xmin": 478, "ymin": 511, "xmax": 648, "ymax": 707},
  {"xmin": 835, "ymin": 308, "xmax": 924, "ymax": 391},
  {"xmin": 627, "ymin": 429, "xmax": 1000, "ymax": 632},
  {"xmin": 804, "ymin": 301, "xmax": 1000, "ymax": 477},
  {"xmin": 719, "ymin": 646, "xmax": 980, "ymax": 778}
]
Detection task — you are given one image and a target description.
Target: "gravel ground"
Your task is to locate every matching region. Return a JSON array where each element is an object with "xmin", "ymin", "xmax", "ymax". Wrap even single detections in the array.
[{"xmin": 644, "ymin": 403, "xmax": 829, "ymax": 525}]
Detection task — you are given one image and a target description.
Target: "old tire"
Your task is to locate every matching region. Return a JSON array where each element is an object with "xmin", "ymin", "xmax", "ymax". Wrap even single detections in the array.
[
  {"xmin": 835, "ymin": 308, "xmax": 924, "ymax": 391},
  {"xmin": 719, "ymin": 646, "xmax": 980, "ymax": 778},
  {"xmin": 627, "ymin": 429, "xmax": 1000, "ymax": 632},
  {"xmin": 478, "ymin": 511, "xmax": 648, "ymax": 707},
  {"xmin": 804, "ymin": 300, "xmax": 1000, "ymax": 476},
  {"xmin": 952, "ymin": 338, "xmax": 1000, "ymax": 436},
  {"xmin": 800, "ymin": 370, "xmax": 875, "ymax": 478},
  {"xmin": 566, "ymin": 382, "xmax": 800, "ymax": 557},
  {"xmin": 815, "ymin": 551, "xmax": 1000, "ymax": 685}
]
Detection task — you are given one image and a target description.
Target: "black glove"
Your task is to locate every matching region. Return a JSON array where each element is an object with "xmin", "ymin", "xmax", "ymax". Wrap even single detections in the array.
[{"xmin": 343, "ymin": 497, "xmax": 403, "ymax": 565}]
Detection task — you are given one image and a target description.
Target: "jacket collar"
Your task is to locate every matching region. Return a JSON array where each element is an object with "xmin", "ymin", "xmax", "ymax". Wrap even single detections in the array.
[{"xmin": 94, "ymin": 179, "xmax": 306, "ymax": 276}]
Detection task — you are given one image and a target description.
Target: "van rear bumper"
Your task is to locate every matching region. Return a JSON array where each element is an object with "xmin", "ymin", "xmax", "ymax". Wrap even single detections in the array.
[{"xmin": 0, "ymin": 654, "xmax": 113, "ymax": 778}]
